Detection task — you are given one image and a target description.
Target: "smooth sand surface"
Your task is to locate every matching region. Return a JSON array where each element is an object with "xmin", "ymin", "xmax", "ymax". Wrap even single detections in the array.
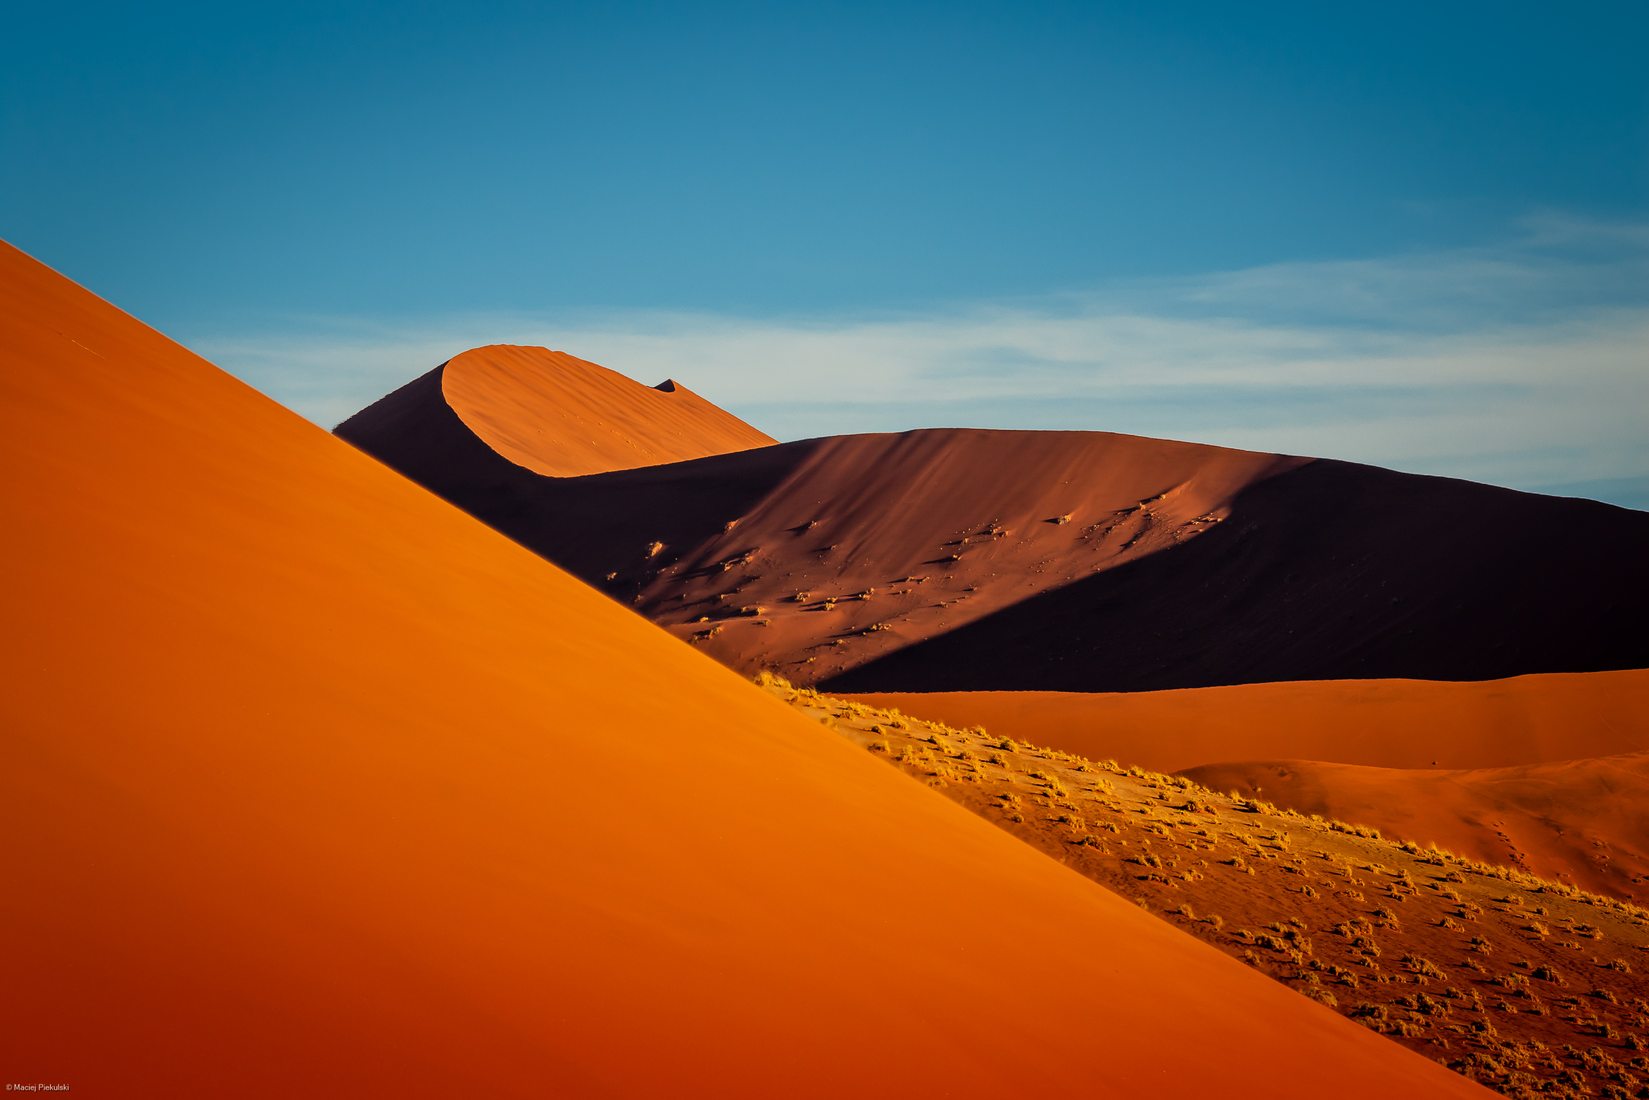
[
  {"xmin": 339, "ymin": 343, "xmax": 773, "ymax": 478},
  {"xmin": 1, "ymin": 240, "xmax": 1489, "ymax": 1096},
  {"xmin": 847, "ymin": 670, "xmax": 1649, "ymax": 773}
]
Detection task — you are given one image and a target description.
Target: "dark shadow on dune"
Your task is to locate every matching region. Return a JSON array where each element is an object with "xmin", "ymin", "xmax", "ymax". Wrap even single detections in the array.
[
  {"xmin": 339, "ymin": 376, "xmax": 1649, "ymax": 692},
  {"xmin": 497, "ymin": 443, "xmax": 830, "ymax": 591},
  {"xmin": 336, "ymin": 367, "xmax": 823, "ymax": 592},
  {"xmin": 821, "ymin": 459, "xmax": 1649, "ymax": 693},
  {"xmin": 335, "ymin": 365, "xmax": 529, "ymax": 493}
]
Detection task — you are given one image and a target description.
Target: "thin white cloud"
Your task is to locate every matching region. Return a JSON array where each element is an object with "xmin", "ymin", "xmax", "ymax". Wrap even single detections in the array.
[{"xmin": 191, "ymin": 213, "xmax": 1649, "ymax": 509}]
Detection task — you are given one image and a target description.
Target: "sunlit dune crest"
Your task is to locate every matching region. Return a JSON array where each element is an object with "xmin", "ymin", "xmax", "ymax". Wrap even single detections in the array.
[{"xmin": 338, "ymin": 343, "xmax": 774, "ymax": 478}]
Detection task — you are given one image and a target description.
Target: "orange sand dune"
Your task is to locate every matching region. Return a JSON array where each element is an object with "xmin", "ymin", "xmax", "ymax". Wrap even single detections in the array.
[
  {"xmin": 848, "ymin": 670, "xmax": 1649, "ymax": 775},
  {"xmin": 339, "ymin": 371, "xmax": 1649, "ymax": 691},
  {"xmin": 0, "ymin": 242, "xmax": 1488, "ymax": 1096},
  {"xmin": 338, "ymin": 343, "xmax": 774, "ymax": 478},
  {"xmin": 1182, "ymin": 752, "xmax": 1649, "ymax": 901}
]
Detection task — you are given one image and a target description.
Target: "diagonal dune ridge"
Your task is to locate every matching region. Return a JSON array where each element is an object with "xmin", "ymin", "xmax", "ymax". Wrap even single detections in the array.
[{"xmin": 0, "ymin": 240, "xmax": 1489, "ymax": 1095}]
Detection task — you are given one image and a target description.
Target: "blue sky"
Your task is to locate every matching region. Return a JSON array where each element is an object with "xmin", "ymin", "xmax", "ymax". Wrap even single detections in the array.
[{"xmin": 4, "ymin": 1, "xmax": 1646, "ymax": 505}]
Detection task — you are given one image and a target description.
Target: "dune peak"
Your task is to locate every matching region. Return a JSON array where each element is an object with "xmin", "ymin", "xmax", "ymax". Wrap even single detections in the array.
[{"xmin": 337, "ymin": 343, "xmax": 773, "ymax": 480}]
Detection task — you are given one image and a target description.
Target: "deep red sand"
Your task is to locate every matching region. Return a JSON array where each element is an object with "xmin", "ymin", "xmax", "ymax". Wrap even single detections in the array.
[
  {"xmin": 1, "ymin": 240, "xmax": 1490, "ymax": 1096},
  {"xmin": 339, "ymin": 361, "xmax": 1649, "ymax": 692}
]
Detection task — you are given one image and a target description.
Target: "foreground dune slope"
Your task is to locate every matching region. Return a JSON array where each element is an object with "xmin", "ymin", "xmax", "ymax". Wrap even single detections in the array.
[
  {"xmin": 338, "ymin": 364, "xmax": 1649, "ymax": 691},
  {"xmin": 1182, "ymin": 752, "xmax": 1649, "ymax": 901},
  {"xmin": 336, "ymin": 343, "xmax": 774, "ymax": 479},
  {"xmin": 847, "ymin": 670, "xmax": 1649, "ymax": 775},
  {"xmin": 0, "ymin": 241, "xmax": 1488, "ymax": 1097}
]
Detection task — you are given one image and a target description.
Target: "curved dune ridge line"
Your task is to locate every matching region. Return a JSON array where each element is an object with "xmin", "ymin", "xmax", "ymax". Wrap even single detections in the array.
[
  {"xmin": 844, "ymin": 671, "xmax": 1649, "ymax": 774},
  {"xmin": 336, "ymin": 373, "xmax": 1649, "ymax": 691},
  {"xmin": 0, "ymin": 241, "xmax": 1490, "ymax": 1096},
  {"xmin": 1180, "ymin": 752, "xmax": 1649, "ymax": 901},
  {"xmin": 339, "ymin": 343, "xmax": 774, "ymax": 478}
]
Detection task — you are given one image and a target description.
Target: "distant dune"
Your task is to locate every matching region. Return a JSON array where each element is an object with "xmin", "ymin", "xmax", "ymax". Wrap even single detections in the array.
[
  {"xmin": 846, "ymin": 670, "xmax": 1649, "ymax": 773},
  {"xmin": 338, "ymin": 343, "xmax": 774, "ymax": 479},
  {"xmin": 1182, "ymin": 752, "xmax": 1649, "ymax": 901},
  {"xmin": 339, "ymin": 359, "xmax": 1649, "ymax": 691},
  {"xmin": 2, "ymin": 241, "xmax": 1489, "ymax": 1096},
  {"xmin": 816, "ymin": 447, "xmax": 1649, "ymax": 693},
  {"xmin": 849, "ymin": 671, "xmax": 1649, "ymax": 900}
]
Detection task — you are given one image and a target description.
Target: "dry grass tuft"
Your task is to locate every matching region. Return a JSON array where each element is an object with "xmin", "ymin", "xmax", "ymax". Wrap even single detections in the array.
[{"xmin": 758, "ymin": 674, "xmax": 1649, "ymax": 1100}]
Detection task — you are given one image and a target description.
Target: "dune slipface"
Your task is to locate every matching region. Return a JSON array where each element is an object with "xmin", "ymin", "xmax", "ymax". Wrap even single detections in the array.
[
  {"xmin": 338, "ymin": 363, "xmax": 1649, "ymax": 693},
  {"xmin": 0, "ymin": 241, "xmax": 1490, "ymax": 1096}
]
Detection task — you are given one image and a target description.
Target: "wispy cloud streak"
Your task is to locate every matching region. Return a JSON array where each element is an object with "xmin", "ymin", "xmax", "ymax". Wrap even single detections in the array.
[{"xmin": 193, "ymin": 212, "xmax": 1649, "ymax": 508}]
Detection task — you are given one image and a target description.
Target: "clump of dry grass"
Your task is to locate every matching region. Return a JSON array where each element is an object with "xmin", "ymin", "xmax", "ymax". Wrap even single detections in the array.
[{"xmin": 756, "ymin": 674, "xmax": 1649, "ymax": 1100}]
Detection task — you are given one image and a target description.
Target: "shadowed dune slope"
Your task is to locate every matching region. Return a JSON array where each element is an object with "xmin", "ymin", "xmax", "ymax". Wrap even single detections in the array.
[
  {"xmin": 337, "ymin": 376, "xmax": 1649, "ymax": 691},
  {"xmin": 0, "ymin": 241, "xmax": 1489, "ymax": 1097},
  {"xmin": 846, "ymin": 670, "xmax": 1649, "ymax": 774},
  {"xmin": 821, "ymin": 456, "xmax": 1649, "ymax": 693},
  {"xmin": 1182, "ymin": 752, "xmax": 1649, "ymax": 901},
  {"xmin": 337, "ymin": 343, "xmax": 774, "ymax": 478},
  {"xmin": 339, "ymin": 414, "xmax": 1317, "ymax": 684}
]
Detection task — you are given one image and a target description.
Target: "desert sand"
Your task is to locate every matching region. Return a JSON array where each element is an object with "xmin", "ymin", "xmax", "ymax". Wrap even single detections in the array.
[
  {"xmin": 848, "ymin": 672, "xmax": 1649, "ymax": 900},
  {"xmin": 1183, "ymin": 752, "xmax": 1649, "ymax": 900},
  {"xmin": 1, "ymin": 240, "xmax": 1491, "ymax": 1096},
  {"xmin": 339, "ymin": 360, "xmax": 1649, "ymax": 692},
  {"xmin": 783, "ymin": 681, "xmax": 1649, "ymax": 1098},
  {"xmin": 846, "ymin": 670, "xmax": 1649, "ymax": 774},
  {"xmin": 337, "ymin": 343, "xmax": 774, "ymax": 478}
]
